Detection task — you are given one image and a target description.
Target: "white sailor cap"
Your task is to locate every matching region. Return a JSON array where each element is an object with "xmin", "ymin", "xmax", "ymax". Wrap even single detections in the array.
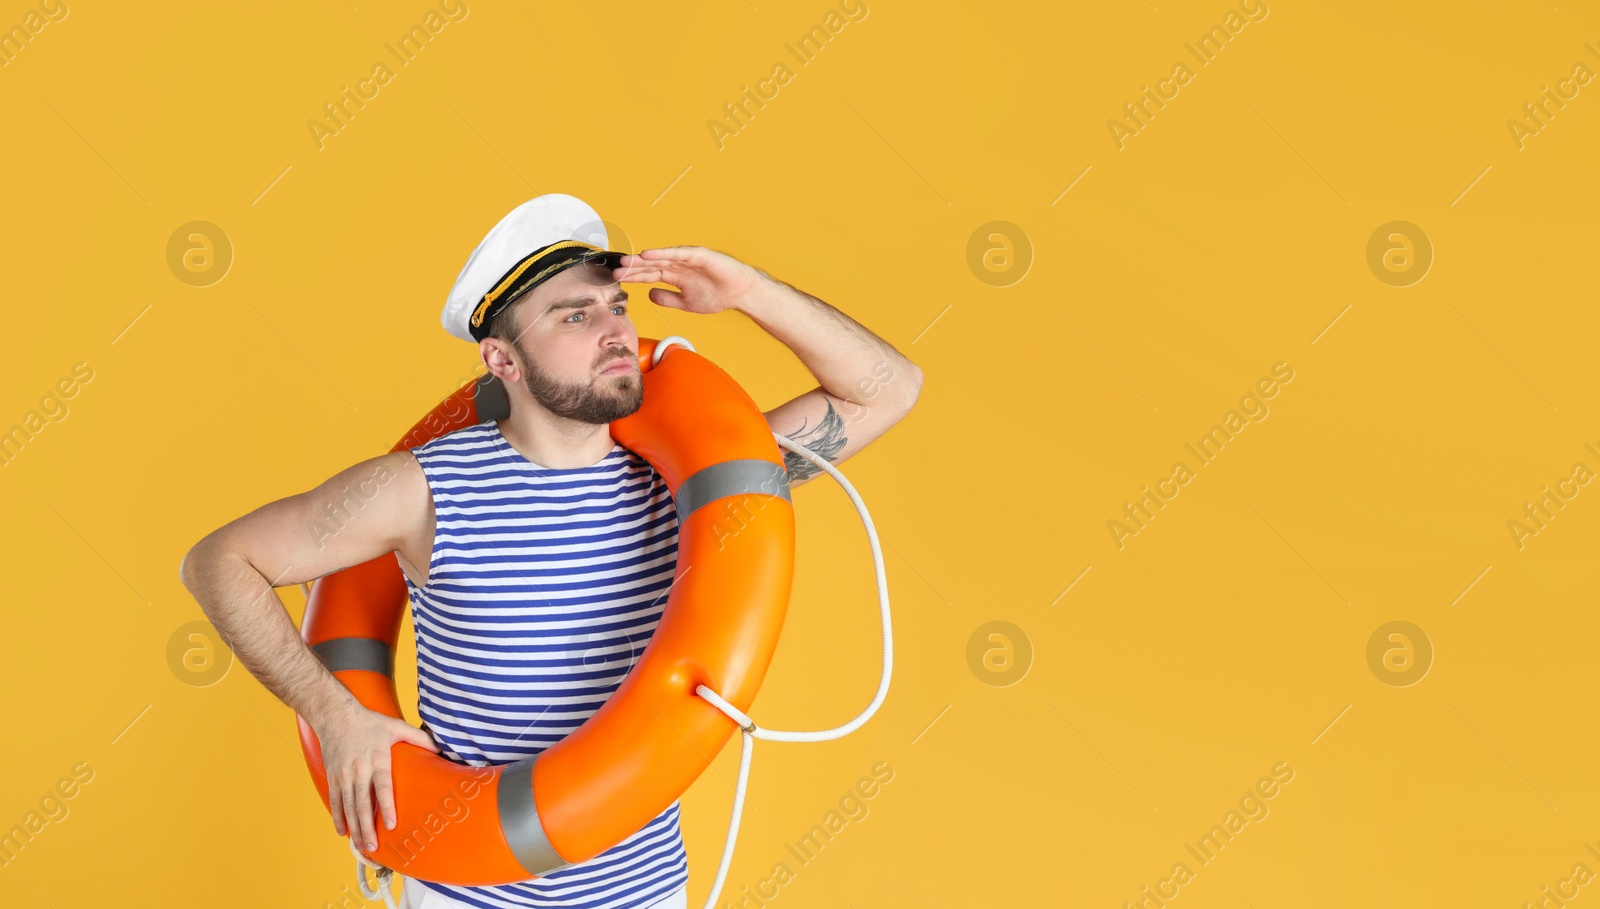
[{"xmin": 441, "ymin": 193, "xmax": 625, "ymax": 343}]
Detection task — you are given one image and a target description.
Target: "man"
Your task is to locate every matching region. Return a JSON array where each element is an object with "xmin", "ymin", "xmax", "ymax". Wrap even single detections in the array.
[{"xmin": 178, "ymin": 194, "xmax": 922, "ymax": 909}]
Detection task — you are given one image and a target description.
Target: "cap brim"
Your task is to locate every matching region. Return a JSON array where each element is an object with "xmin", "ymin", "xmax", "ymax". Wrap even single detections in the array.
[
  {"xmin": 578, "ymin": 250, "xmax": 625, "ymax": 268},
  {"xmin": 540, "ymin": 249, "xmax": 624, "ymax": 289}
]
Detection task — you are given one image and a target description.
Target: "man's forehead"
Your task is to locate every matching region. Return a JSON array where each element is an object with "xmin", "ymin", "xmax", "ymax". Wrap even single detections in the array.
[{"xmin": 532, "ymin": 264, "xmax": 624, "ymax": 312}]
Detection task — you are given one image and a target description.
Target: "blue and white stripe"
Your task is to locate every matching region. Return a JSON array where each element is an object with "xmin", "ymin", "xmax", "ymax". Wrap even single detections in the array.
[{"xmin": 404, "ymin": 420, "xmax": 689, "ymax": 909}]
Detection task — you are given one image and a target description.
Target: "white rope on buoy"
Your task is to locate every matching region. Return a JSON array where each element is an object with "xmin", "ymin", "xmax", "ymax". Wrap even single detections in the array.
[
  {"xmin": 692, "ymin": 430, "xmax": 895, "ymax": 909},
  {"xmin": 651, "ymin": 335, "xmax": 697, "ymax": 367},
  {"xmin": 349, "ymin": 836, "xmax": 399, "ymax": 909}
]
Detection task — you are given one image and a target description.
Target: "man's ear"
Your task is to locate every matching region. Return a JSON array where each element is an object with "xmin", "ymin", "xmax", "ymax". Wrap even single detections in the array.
[{"xmin": 481, "ymin": 339, "xmax": 519, "ymax": 383}]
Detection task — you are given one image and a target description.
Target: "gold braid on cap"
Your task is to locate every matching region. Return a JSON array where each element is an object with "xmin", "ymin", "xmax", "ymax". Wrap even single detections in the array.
[{"xmin": 469, "ymin": 241, "xmax": 616, "ymax": 338}]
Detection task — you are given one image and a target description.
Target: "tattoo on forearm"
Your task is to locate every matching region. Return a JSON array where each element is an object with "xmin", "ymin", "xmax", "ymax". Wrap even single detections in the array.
[{"xmin": 781, "ymin": 399, "xmax": 848, "ymax": 480}]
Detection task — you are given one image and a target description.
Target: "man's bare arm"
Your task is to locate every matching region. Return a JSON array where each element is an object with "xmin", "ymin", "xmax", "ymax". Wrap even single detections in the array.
[
  {"xmin": 178, "ymin": 448, "xmax": 438, "ymax": 848},
  {"xmin": 738, "ymin": 278, "xmax": 923, "ymax": 487},
  {"xmin": 609, "ymin": 246, "xmax": 923, "ymax": 486},
  {"xmin": 177, "ymin": 449, "xmax": 424, "ymax": 726}
]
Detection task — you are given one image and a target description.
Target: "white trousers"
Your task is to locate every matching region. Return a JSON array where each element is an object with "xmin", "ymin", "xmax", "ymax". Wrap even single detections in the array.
[{"xmin": 397, "ymin": 876, "xmax": 688, "ymax": 909}]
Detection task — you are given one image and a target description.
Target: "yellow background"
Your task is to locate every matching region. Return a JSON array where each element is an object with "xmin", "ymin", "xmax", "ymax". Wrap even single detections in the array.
[{"xmin": 3, "ymin": 0, "xmax": 1599, "ymax": 905}]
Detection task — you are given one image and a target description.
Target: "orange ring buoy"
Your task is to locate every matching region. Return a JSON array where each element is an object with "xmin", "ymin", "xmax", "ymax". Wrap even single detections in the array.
[{"xmin": 295, "ymin": 337, "xmax": 795, "ymax": 885}]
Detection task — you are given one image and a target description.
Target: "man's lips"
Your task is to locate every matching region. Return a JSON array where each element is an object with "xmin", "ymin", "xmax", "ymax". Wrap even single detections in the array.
[{"xmin": 600, "ymin": 359, "xmax": 636, "ymax": 374}]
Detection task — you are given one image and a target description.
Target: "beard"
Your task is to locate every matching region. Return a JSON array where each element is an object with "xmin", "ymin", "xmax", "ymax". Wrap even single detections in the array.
[{"xmin": 514, "ymin": 342, "xmax": 643, "ymax": 424}]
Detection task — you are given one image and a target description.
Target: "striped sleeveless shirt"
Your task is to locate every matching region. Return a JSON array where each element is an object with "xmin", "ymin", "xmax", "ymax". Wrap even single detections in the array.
[{"xmin": 402, "ymin": 420, "xmax": 690, "ymax": 909}]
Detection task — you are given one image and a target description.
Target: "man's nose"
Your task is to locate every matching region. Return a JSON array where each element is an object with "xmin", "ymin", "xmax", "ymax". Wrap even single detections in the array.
[{"xmin": 599, "ymin": 311, "xmax": 634, "ymax": 346}]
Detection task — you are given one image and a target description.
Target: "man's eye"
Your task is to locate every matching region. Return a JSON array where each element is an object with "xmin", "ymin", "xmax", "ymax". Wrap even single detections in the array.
[
  {"xmin": 613, "ymin": 304, "xmax": 628, "ymax": 316},
  {"xmin": 565, "ymin": 312, "xmax": 584, "ymax": 323}
]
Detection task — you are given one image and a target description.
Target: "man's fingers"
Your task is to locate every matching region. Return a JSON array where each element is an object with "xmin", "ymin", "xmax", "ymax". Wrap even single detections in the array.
[
  {"xmin": 614, "ymin": 264, "xmax": 667, "ymax": 284},
  {"xmin": 342, "ymin": 783, "xmax": 361, "ymax": 847},
  {"xmin": 354, "ymin": 775, "xmax": 377, "ymax": 850},
  {"xmin": 329, "ymin": 783, "xmax": 346, "ymax": 836},
  {"xmin": 616, "ymin": 251, "xmax": 701, "ymax": 280},
  {"xmin": 321, "ymin": 711, "xmax": 454, "ymax": 847},
  {"xmin": 649, "ymin": 287, "xmax": 686, "ymax": 309},
  {"xmin": 373, "ymin": 765, "xmax": 397, "ymax": 831},
  {"xmin": 638, "ymin": 247, "xmax": 677, "ymax": 259},
  {"xmin": 404, "ymin": 725, "xmax": 441, "ymax": 753},
  {"xmin": 635, "ymin": 247, "xmax": 698, "ymax": 262}
]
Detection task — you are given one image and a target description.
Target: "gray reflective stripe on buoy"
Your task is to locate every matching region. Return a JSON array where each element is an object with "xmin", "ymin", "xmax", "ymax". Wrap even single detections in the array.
[
  {"xmin": 310, "ymin": 638, "xmax": 393, "ymax": 676},
  {"xmin": 498, "ymin": 757, "xmax": 571, "ymax": 875},
  {"xmin": 675, "ymin": 459, "xmax": 791, "ymax": 523}
]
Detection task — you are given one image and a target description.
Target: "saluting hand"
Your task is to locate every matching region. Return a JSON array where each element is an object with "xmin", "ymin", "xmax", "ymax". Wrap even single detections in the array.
[{"xmin": 612, "ymin": 246, "xmax": 768, "ymax": 315}]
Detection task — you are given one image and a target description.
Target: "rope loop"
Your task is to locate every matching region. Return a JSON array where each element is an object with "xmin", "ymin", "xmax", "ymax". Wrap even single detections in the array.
[
  {"xmin": 687, "ymin": 431, "xmax": 895, "ymax": 909},
  {"xmin": 694, "ymin": 684, "xmax": 755, "ymax": 733},
  {"xmin": 350, "ymin": 837, "xmax": 399, "ymax": 909},
  {"xmin": 651, "ymin": 336, "xmax": 697, "ymax": 367}
]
